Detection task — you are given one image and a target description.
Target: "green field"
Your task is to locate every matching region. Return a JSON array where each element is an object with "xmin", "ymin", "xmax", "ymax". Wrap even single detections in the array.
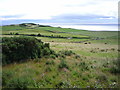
[{"xmin": 1, "ymin": 23, "xmax": 120, "ymax": 88}]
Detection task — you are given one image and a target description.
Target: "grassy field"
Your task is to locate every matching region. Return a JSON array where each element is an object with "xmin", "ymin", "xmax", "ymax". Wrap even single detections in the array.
[{"xmin": 1, "ymin": 23, "xmax": 120, "ymax": 88}]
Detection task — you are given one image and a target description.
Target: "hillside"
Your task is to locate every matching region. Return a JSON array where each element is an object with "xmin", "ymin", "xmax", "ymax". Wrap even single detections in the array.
[
  {"xmin": 1, "ymin": 23, "xmax": 120, "ymax": 88},
  {"xmin": 2, "ymin": 23, "xmax": 119, "ymax": 44}
]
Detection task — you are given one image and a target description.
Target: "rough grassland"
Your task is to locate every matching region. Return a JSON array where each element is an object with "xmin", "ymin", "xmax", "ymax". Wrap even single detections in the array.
[{"xmin": 1, "ymin": 24, "xmax": 119, "ymax": 88}]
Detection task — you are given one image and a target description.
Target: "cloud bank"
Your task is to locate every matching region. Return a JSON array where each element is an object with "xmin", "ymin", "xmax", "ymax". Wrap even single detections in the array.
[{"xmin": 0, "ymin": 0, "xmax": 118, "ymax": 25}]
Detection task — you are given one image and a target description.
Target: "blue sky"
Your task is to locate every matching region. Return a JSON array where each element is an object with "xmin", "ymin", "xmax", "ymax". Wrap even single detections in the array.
[{"xmin": 0, "ymin": 0, "xmax": 119, "ymax": 25}]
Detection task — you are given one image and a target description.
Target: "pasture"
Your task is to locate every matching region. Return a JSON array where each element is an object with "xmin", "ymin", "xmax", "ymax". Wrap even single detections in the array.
[{"xmin": 1, "ymin": 23, "xmax": 119, "ymax": 88}]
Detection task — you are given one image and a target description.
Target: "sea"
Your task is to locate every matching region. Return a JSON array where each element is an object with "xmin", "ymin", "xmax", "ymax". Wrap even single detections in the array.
[{"xmin": 38, "ymin": 23, "xmax": 118, "ymax": 31}]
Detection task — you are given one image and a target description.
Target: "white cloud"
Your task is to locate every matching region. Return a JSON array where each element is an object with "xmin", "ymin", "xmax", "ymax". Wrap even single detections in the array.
[
  {"xmin": 0, "ymin": 0, "xmax": 119, "ymax": 20},
  {"xmin": 99, "ymin": 17, "xmax": 115, "ymax": 20}
]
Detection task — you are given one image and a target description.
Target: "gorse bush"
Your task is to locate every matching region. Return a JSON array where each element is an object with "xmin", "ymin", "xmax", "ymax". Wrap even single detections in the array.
[{"xmin": 2, "ymin": 36, "xmax": 55, "ymax": 65}]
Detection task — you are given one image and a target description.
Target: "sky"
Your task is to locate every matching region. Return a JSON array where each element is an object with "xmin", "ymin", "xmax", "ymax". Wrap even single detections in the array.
[{"xmin": 0, "ymin": 0, "xmax": 119, "ymax": 25}]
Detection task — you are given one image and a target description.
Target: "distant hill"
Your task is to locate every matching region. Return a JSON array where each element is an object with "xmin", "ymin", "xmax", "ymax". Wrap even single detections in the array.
[{"xmin": 19, "ymin": 23, "xmax": 51, "ymax": 28}]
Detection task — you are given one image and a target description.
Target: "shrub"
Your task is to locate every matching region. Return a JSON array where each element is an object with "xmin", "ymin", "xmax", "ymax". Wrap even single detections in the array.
[
  {"xmin": 58, "ymin": 59, "xmax": 69, "ymax": 69},
  {"xmin": 9, "ymin": 32, "xmax": 14, "ymax": 35},
  {"xmin": 15, "ymin": 32, "xmax": 19, "ymax": 35},
  {"xmin": 37, "ymin": 33, "xmax": 41, "ymax": 36},
  {"xmin": 110, "ymin": 65, "xmax": 120, "ymax": 74},
  {"xmin": 100, "ymin": 49, "xmax": 106, "ymax": 52},
  {"xmin": 82, "ymin": 76, "xmax": 89, "ymax": 81},
  {"xmin": 6, "ymin": 76, "xmax": 34, "ymax": 88},
  {"xmin": 55, "ymin": 81, "xmax": 71, "ymax": 88},
  {"xmin": 90, "ymin": 50, "xmax": 96, "ymax": 53},
  {"xmin": 49, "ymin": 54, "xmax": 56, "ymax": 59},
  {"xmin": 74, "ymin": 55, "xmax": 80, "ymax": 59},
  {"xmin": 59, "ymin": 50, "xmax": 75, "ymax": 56},
  {"xmin": 96, "ymin": 74, "xmax": 108, "ymax": 82},
  {"xmin": 111, "ymin": 48, "xmax": 115, "ymax": 51},
  {"xmin": 79, "ymin": 61, "xmax": 89, "ymax": 71},
  {"xmin": 2, "ymin": 70, "xmax": 14, "ymax": 86},
  {"xmin": 45, "ymin": 60, "xmax": 55, "ymax": 65},
  {"xmin": 45, "ymin": 66, "xmax": 52, "ymax": 72},
  {"xmin": 2, "ymin": 36, "xmax": 55, "ymax": 65},
  {"xmin": 58, "ymin": 53, "xmax": 66, "ymax": 58},
  {"xmin": 110, "ymin": 59, "xmax": 120, "ymax": 74},
  {"xmin": 72, "ymin": 71, "xmax": 80, "ymax": 78}
]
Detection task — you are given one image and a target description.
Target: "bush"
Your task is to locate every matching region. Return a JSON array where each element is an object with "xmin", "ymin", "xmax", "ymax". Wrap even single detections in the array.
[
  {"xmin": 110, "ymin": 66, "xmax": 120, "ymax": 74},
  {"xmin": 15, "ymin": 32, "xmax": 19, "ymax": 35},
  {"xmin": 74, "ymin": 55, "xmax": 80, "ymax": 59},
  {"xmin": 2, "ymin": 70, "xmax": 14, "ymax": 86},
  {"xmin": 2, "ymin": 36, "xmax": 55, "ymax": 65},
  {"xmin": 49, "ymin": 54, "xmax": 56, "ymax": 59},
  {"xmin": 45, "ymin": 60, "xmax": 55, "ymax": 65},
  {"xmin": 37, "ymin": 33, "xmax": 41, "ymax": 36},
  {"xmin": 82, "ymin": 76, "xmax": 89, "ymax": 81},
  {"xmin": 58, "ymin": 50, "xmax": 75, "ymax": 56},
  {"xmin": 58, "ymin": 59, "xmax": 69, "ymax": 69},
  {"xmin": 45, "ymin": 66, "xmax": 52, "ymax": 72},
  {"xmin": 96, "ymin": 74, "xmax": 108, "ymax": 82},
  {"xmin": 79, "ymin": 61, "xmax": 89, "ymax": 71},
  {"xmin": 110, "ymin": 59, "xmax": 120, "ymax": 74},
  {"xmin": 6, "ymin": 76, "xmax": 34, "ymax": 89}
]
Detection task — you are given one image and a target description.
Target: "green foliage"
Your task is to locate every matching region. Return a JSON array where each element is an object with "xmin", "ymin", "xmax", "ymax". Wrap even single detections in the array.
[
  {"xmin": 58, "ymin": 59, "xmax": 69, "ymax": 69},
  {"xmin": 58, "ymin": 50, "xmax": 75, "ymax": 56},
  {"xmin": 49, "ymin": 54, "xmax": 56, "ymax": 59},
  {"xmin": 110, "ymin": 59, "xmax": 120, "ymax": 74},
  {"xmin": 37, "ymin": 33, "xmax": 41, "ymax": 36},
  {"xmin": 79, "ymin": 61, "xmax": 89, "ymax": 71},
  {"xmin": 15, "ymin": 32, "xmax": 19, "ymax": 35},
  {"xmin": 74, "ymin": 55, "xmax": 81, "ymax": 59},
  {"xmin": 2, "ymin": 36, "xmax": 55, "ymax": 65},
  {"xmin": 45, "ymin": 66, "xmax": 52, "ymax": 72},
  {"xmin": 2, "ymin": 23, "xmax": 119, "ymax": 88},
  {"xmin": 45, "ymin": 60, "xmax": 55, "ymax": 65},
  {"xmin": 110, "ymin": 66, "xmax": 120, "ymax": 74},
  {"xmin": 6, "ymin": 76, "xmax": 34, "ymax": 89},
  {"xmin": 2, "ymin": 70, "xmax": 14, "ymax": 86},
  {"xmin": 96, "ymin": 74, "xmax": 108, "ymax": 82},
  {"xmin": 82, "ymin": 76, "xmax": 89, "ymax": 82}
]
